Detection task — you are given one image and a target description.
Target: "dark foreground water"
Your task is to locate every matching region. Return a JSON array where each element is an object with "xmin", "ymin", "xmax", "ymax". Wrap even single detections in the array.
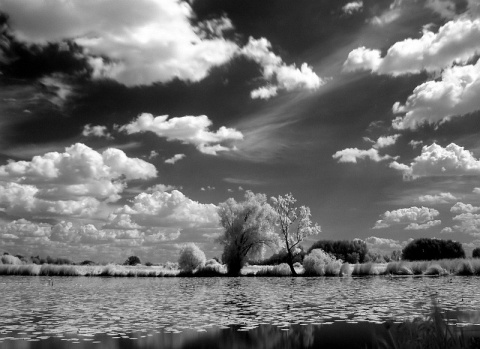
[{"xmin": 1, "ymin": 276, "xmax": 480, "ymax": 348}]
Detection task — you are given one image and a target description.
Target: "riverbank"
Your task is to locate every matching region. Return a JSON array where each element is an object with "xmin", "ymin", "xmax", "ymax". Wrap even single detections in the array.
[{"xmin": 1, "ymin": 258, "xmax": 480, "ymax": 277}]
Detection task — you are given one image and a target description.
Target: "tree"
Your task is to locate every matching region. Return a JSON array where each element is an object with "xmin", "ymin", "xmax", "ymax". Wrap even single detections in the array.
[
  {"xmin": 402, "ymin": 238, "xmax": 465, "ymax": 261},
  {"xmin": 271, "ymin": 193, "xmax": 321, "ymax": 275},
  {"xmin": 178, "ymin": 243, "xmax": 206, "ymax": 272},
  {"xmin": 123, "ymin": 255, "xmax": 141, "ymax": 266},
  {"xmin": 308, "ymin": 240, "xmax": 368, "ymax": 263},
  {"xmin": 473, "ymin": 247, "xmax": 480, "ymax": 258},
  {"xmin": 217, "ymin": 191, "xmax": 279, "ymax": 276}
]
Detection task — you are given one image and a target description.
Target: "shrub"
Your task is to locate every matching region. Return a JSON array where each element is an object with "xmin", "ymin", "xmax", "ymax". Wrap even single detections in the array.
[
  {"xmin": 473, "ymin": 247, "xmax": 480, "ymax": 258},
  {"xmin": 145, "ymin": 261, "xmax": 153, "ymax": 266},
  {"xmin": 303, "ymin": 249, "xmax": 338, "ymax": 276},
  {"xmin": 402, "ymin": 238, "xmax": 465, "ymax": 261},
  {"xmin": 123, "ymin": 255, "xmax": 141, "ymax": 266},
  {"xmin": 424, "ymin": 264, "xmax": 448, "ymax": 276},
  {"xmin": 1, "ymin": 254, "xmax": 23, "ymax": 265},
  {"xmin": 308, "ymin": 240, "xmax": 368, "ymax": 263},
  {"xmin": 178, "ymin": 243, "xmax": 206, "ymax": 272},
  {"xmin": 339, "ymin": 262, "xmax": 351, "ymax": 276},
  {"xmin": 456, "ymin": 260, "xmax": 474, "ymax": 276}
]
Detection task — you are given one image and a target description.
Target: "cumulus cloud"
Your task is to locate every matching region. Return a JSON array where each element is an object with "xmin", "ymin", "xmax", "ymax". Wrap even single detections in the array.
[
  {"xmin": 405, "ymin": 220, "xmax": 442, "ymax": 230},
  {"xmin": 241, "ymin": 37, "xmax": 323, "ymax": 99},
  {"xmin": 390, "ymin": 143, "xmax": 480, "ymax": 179},
  {"xmin": 450, "ymin": 213, "xmax": 480, "ymax": 236},
  {"xmin": 450, "ymin": 202, "xmax": 480, "ymax": 214},
  {"xmin": 342, "ymin": 1, "xmax": 363, "ymax": 15},
  {"xmin": 343, "ymin": 47, "xmax": 382, "ymax": 73},
  {"xmin": 373, "ymin": 134, "xmax": 401, "ymax": 149},
  {"xmin": 119, "ymin": 113, "xmax": 243, "ymax": 155},
  {"xmin": 417, "ymin": 192, "xmax": 458, "ymax": 204},
  {"xmin": 115, "ymin": 190, "xmax": 219, "ymax": 229},
  {"xmin": 364, "ymin": 236, "xmax": 402, "ymax": 249},
  {"xmin": 344, "ymin": 19, "xmax": 480, "ymax": 75},
  {"xmin": 392, "ymin": 60, "xmax": 480, "ymax": 129},
  {"xmin": 373, "ymin": 206, "xmax": 440, "ymax": 229},
  {"xmin": 0, "ymin": 0, "xmax": 239, "ymax": 86},
  {"xmin": 165, "ymin": 154, "xmax": 185, "ymax": 165},
  {"xmin": 0, "ymin": 143, "xmax": 156, "ymax": 220},
  {"xmin": 82, "ymin": 124, "xmax": 112, "ymax": 139},
  {"xmin": 332, "ymin": 147, "xmax": 392, "ymax": 163}
]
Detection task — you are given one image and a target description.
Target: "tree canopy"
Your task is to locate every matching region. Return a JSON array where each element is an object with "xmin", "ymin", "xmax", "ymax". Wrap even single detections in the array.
[
  {"xmin": 271, "ymin": 193, "xmax": 321, "ymax": 275},
  {"xmin": 308, "ymin": 240, "xmax": 368, "ymax": 263},
  {"xmin": 402, "ymin": 238, "xmax": 465, "ymax": 261},
  {"xmin": 217, "ymin": 191, "xmax": 279, "ymax": 275}
]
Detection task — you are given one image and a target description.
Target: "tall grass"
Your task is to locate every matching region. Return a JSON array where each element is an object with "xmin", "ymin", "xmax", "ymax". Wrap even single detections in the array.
[{"xmin": 380, "ymin": 298, "xmax": 477, "ymax": 349}]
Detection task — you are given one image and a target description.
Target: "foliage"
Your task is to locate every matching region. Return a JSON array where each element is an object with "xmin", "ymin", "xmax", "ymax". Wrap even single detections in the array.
[
  {"xmin": 178, "ymin": 243, "xmax": 206, "ymax": 272},
  {"xmin": 364, "ymin": 251, "xmax": 391, "ymax": 263},
  {"xmin": 302, "ymin": 248, "xmax": 340, "ymax": 276},
  {"xmin": 0, "ymin": 254, "xmax": 23, "ymax": 265},
  {"xmin": 252, "ymin": 246, "xmax": 306, "ymax": 266},
  {"xmin": 308, "ymin": 239, "xmax": 368, "ymax": 263},
  {"xmin": 46, "ymin": 256, "xmax": 74, "ymax": 265},
  {"xmin": 472, "ymin": 247, "xmax": 480, "ymax": 258},
  {"xmin": 391, "ymin": 250, "xmax": 402, "ymax": 261},
  {"xmin": 123, "ymin": 255, "xmax": 141, "ymax": 266},
  {"xmin": 402, "ymin": 238, "xmax": 465, "ymax": 261},
  {"xmin": 270, "ymin": 193, "xmax": 321, "ymax": 275},
  {"xmin": 217, "ymin": 191, "xmax": 279, "ymax": 275}
]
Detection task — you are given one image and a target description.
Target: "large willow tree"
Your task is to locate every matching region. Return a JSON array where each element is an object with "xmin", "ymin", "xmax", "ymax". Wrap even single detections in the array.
[
  {"xmin": 217, "ymin": 191, "xmax": 279, "ymax": 276},
  {"xmin": 271, "ymin": 193, "xmax": 321, "ymax": 275}
]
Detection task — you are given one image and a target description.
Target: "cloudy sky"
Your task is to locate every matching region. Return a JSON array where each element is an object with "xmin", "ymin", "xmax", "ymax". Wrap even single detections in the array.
[{"xmin": 1, "ymin": 0, "xmax": 480, "ymax": 263}]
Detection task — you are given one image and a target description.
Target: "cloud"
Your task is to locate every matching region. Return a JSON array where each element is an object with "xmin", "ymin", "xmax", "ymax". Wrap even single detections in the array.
[
  {"xmin": 241, "ymin": 37, "xmax": 323, "ymax": 99},
  {"xmin": 344, "ymin": 19, "xmax": 480, "ymax": 75},
  {"xmin": 223, "ymin": 177, "xmax": 265, "ymax": 186},
  {"xmin": 0, "ymin": 143, "xmax": 156, "ymax": 220},
  {"xmin": 0, "ymin": 0, "xmax": 238, "ymax": 86},
  {"xmin": 165, "ymin": 154, "xmax": 185, "ymax": 165},
  {"xmin": 373, "ymin": 134, "xmax": 401, "ymax": 149},
  {"xmin": 450, "ymin": 212, "xmax": 480, "ymax": 236},
  {"xmin": 343, "ymin": 47, "xmax": 382, "ymax": 73},
  {"xmin": 115, "ymin": 189, "xmax": 219, "ymax": 229},
  {"xmin": 450, "ymin": 202, "xmax": 480, "ymax": 214},
  {"xmin": 405, "ymin": 220, "xmax": 442, "ymax": 230},
  {"xmin": 390, "ymin": 143, "xmax": 480, "ymax": 179},
  {"xmin": 342, "ymin": 1, "xmax": 363, "ymax": 15},
  {"xmin": 392, "ymin": 59, "xmax": 480, "ymax": 130},
  {"xmin": 145, "ymin": 184, "xmax": 178, "ymax": 193},
  {"xmin": 417, "ymin": 192, "xmax": 459, "ymax": 204},
  {"xmin": 119, "ymin": 113, "xmax": 243, "ymax": 155},
  {"xmin": 82, "ymin": 124, "xmax": 112, "ymax": 139},
  {"xmin": 373, "ymin": 206, "xmax": 440, "ymax": 229},
  {"xmin": 364, "ymin": 236, "xmax": 402, "ymax": 249},
  {"xmin": 332, "ymin": 147, "xmax": 392, "ymax": 163}
]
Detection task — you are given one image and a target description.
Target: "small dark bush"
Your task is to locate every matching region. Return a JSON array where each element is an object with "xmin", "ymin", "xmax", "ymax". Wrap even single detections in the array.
[
  {"xmin": 473, "ymin": 247, "xmax": 480, "ymax": 258},
  {"xmin": 123, "ymin": 255, "xmax": 141, "ymax": 266},
  {"xmin": 308, "ymin": 240, "xmax": 368, "ymax": 263},
  {"xmin": 145, "ymin": 261, "xmax": 153, "ymax": 266},
  {"xmin": 80, "ymin": 260, "xmax": 96, "ymax": 266}
]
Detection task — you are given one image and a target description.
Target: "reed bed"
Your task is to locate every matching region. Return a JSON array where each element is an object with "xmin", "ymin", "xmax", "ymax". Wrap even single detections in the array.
[{"xmin": 2, "ymin": 258, "xmax": 480, "ymax": 277}]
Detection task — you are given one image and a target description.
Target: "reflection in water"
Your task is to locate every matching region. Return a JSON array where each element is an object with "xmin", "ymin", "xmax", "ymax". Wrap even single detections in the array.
[{"xmin": 1, "ymin": 276, "xmax": 480, "ymax": 348}]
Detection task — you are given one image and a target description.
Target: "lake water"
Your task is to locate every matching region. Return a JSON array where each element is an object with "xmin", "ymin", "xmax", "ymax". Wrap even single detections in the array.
[{"xmin": 1, "ymin": 276, "xmax": 480, "ymax": 348}]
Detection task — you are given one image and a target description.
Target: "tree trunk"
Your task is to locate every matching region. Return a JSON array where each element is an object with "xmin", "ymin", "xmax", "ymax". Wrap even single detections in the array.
[{"xmin": 287, "ymin": 249, "xmax": 297, "ymax": 276}]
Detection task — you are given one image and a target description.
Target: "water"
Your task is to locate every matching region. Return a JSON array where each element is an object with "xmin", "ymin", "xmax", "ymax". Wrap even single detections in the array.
[{"xmin": 1, "ymin": 276, "xmax": 480, "ymax": 348}]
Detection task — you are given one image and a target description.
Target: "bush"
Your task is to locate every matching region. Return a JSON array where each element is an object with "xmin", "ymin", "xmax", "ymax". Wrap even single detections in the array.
[
  {"xmin": 402, "ymin": 238, "xmax": 465, "ymax": 261},
  {"xmin": 303, "ymin": 249, "xmax": 339, "ymax": 276},
  {"xmin": 123, "ymin": 256, "xmax": 141, "ymax": 266},
  {"xmin": 473, "ymin": 247, "xmax": 480, "ymax": 258},
  {"xmin": 145, "ymin": 261, "xmax": 153, "ymax": 267},
  {"xmin": 308, "ymin": 240, "xmax": 368, "ymax": 263},
  {"xmin": 178, "ymin": 243, "xmax": 206, "ymax": 272},
  {"xmin": 1, "ymin": 254, "xmax": 23, "ymax": 265},
  {"xmin": 253, "ymin": 247, "xmax": 306, "ymax": 266}
]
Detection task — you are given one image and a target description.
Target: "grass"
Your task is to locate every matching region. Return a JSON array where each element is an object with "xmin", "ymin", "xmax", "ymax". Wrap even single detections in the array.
[
  {"xmin": 2, "ymin": 258, "xmax": 480, "ymax": 277},
  {"xmin": 377, "ymin": 298, "xmax": 480, "ymax": 349}
]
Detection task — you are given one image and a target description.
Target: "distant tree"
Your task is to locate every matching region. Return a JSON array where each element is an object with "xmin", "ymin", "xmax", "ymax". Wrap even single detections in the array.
[
  {"xmin": 178, "ymin": 243, "xmax": 206, "ymax": 272},
  {"xmin": 217, "ymin": 191, "xmax": 279, "ymax": 276},
  {"xmin": 402, "ymin": 238, "xmax": 465, "ymax": 261},
  {"xmin": 308, "ymin": 240, "xmax": 368, "ymax": 263},
  {"xmin": 473, "ymin": 247, "xmax": 480, "ymax": 258},
  {"xmin": 253, "ymin": 245, "xmax": 307, "ymax": 266},
  {"xmin": 391, "ymin": 250, "xmax": 402, "ymax": 261},
  {"xmin": 271, "ymin": 193, "xmax": 321, "ymax": 275},
  {"xmin": 123, "ymin": 255, "xmax": 141, "ymax": 266}
]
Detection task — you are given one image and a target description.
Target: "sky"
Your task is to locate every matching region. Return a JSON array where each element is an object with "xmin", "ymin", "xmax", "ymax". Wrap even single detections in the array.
[{"xmin": 1, "ymin": 0, "xmax": 480, "ymax": 263}]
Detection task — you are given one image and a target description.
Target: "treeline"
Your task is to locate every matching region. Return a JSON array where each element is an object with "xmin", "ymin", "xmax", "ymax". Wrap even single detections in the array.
[{"xmin": 402, "ymin": 238, "xmax": 465, "ymax": 261}]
